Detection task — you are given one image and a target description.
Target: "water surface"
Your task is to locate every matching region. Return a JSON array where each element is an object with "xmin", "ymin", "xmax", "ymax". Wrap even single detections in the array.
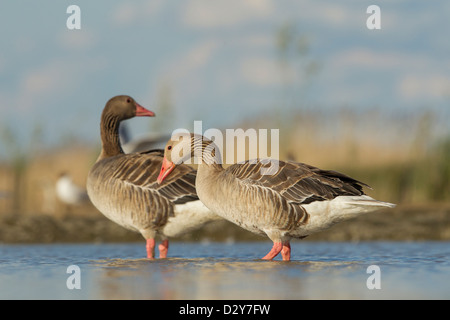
[{"xmin": 0, "ymin": 241, "xmax": 449, "ymax": 299}]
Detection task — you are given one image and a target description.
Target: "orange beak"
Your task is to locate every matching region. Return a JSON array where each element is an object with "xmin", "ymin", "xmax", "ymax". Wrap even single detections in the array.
[
  {"xmin": 135, "ymin": 103, "xmax": 155, "ymax": 117},
  {"xmin": 157, "ymin": 157, "xmax": 175, "ymax": 184}
]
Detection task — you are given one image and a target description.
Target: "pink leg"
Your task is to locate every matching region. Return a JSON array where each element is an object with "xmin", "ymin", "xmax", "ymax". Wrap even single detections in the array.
[
  {"xmin": 262, "ymin": 242, "xmax": 282, "ymax": 260},
  {"xmin": 281, "ymin": 242, "xmax": 291, "ymax": 261},
  {"xmin": 158, "ymin": 239, "xmax": 169, "ymax": 258},
  {"xmin": 146, "ymin": 238, "xmax": 155, "ymax": 259}
]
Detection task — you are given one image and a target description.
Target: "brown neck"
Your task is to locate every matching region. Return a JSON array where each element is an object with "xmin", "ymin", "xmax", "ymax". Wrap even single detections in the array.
[
  {"xmin": 192, "ymin": 134, "xmax": 223, "ymax": 171},
  {"xmin": 98, "ymin": 112, "xmax": 124, "ymax": 160}
]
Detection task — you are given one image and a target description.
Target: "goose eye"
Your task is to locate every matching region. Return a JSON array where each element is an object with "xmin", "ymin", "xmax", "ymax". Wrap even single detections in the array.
[{"xmin": 126, "ymin": 98, "xmax": 131, "ymax": 103}]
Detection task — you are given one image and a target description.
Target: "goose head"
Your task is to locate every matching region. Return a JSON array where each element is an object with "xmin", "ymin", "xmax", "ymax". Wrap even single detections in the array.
[
  {"xmin": 157, "ymin": 133, "xmax": 222, "ymax": 184},
  {"xmin": 102, "ymin": 95, "xmax": 155, "ymax": 120},
  {"xmin": 98, "ymin": 95, "xmax": 155, "ymax": 160},
  {"xmin": 157, "ymin": 133, "xmax": 191, "ymax": 184}
]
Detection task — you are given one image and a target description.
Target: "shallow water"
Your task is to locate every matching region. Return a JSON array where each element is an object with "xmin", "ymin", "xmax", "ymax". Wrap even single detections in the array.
[{"xmin": 0, "ymin": 241, "xmax": 449, "ymax": 299}]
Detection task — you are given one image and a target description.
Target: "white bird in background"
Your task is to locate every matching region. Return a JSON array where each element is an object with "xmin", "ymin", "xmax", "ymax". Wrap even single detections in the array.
[{"xmin": 56, "ymin": 172, "xmax": 90, "ymax": 207}]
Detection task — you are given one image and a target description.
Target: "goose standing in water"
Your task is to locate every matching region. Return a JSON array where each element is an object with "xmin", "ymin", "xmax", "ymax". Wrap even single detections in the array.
[
  {"xmin": 87, "ymin": 96, "xmax": 219, "ymax": 259},
  {"xmin": 157, "ymin": 133, "xmax": 395, "ymax": 261}
]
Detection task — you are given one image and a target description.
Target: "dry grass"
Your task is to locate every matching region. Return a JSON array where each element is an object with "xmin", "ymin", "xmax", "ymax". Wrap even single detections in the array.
[
  {"xmin": 0, "ymin": 143, "xmax": 98, "ymax": 216},
  {"xmin": 0, "ymin": 108, "xmax": 449, "ymax": 218}
]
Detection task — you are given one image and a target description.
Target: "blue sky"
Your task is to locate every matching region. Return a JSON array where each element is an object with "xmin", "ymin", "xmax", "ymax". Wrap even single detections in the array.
[{"xmin": 1, "ymin": 1, "xmax": 449, "ymax": 156}]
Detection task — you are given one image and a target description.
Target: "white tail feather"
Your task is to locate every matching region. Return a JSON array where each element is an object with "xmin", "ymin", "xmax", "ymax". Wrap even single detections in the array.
[
  {"xmin": 343, "ymin": 195, "xmax": 396, "ymax": 208},
  {"xmin": 296, "ymin": 195, "xmax": 396, "ymax": 237}
]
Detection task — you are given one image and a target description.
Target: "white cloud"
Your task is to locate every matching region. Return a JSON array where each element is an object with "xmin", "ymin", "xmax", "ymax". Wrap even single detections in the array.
[
  {"xmin": 399, "ymin": 74, "xmax": 450, "ymax": 101},
  {"xmin": 321, "ymin": 4, "xmax": 354, "ymax": 25},
  {"xmin": 57, "ymin": 30, "xmax": 97, "ymax": 50},
  {"xmin": 240, "ymin": 57, "xmax": 279, "ymax": 87},
  {"xmin": 319, "ymin": 47, "xmax": 450, "ymax": 107},
  {"xmin": 274, "ymin": 1, "xmax": 366, "ymax": 29},
  {"xmin": 228, "ymin": 34, "xmax": 273, "ymax": 48},
  {"xmin": 165, "ymin": 39, "xmax": 219, "ymax": 81},
  {"xmin": 328, "ymin": 49, "xmax": 450, "ymax": 81},
  {"xmin": 0, "ymin": 55, "xmax": 5, "ymax": 73},
  {"xmin": 18, "ymin": 60, "xmax": 70, "ymax": 110},
  {"xmin": 329, "ymin": 48, "xmax": 422, "ymax": 70},
  {"xmin": 183, "ymin": 0, "xmax": 273, "ymax": 28},
  {"xmin": 111, "ymin": 1, "xmax": 163, "ymax": 26},
  {"xmin": 156, "ymin": 39, "xmax": 220, "ymax": 112},
  {"xmin": 112, "ymin": 3, "xmax": 138, "ymax": 25},
  {"xmin": 181, "ymin": 0, "xmax": 376, "ymax": 32},
  {"xmin": 15, "ymin": 57, "xmax": 107, "ymax": 113}
]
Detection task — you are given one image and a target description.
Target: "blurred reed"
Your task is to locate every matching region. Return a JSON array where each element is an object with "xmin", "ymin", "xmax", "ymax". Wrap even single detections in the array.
[
  {"xmin": 0, "ymin": 106, "xmax": 448, "ymax": 218},
  {"xmin": 239, "ymin": 107, "xmax": 450, "ymax": 205}
]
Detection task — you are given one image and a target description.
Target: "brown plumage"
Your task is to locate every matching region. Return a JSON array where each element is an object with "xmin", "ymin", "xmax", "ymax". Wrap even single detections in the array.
[
  {"xmin": 87, "ymin": 96, "xmax": 219, "ymax": 259},
  {"xmin": 158, "ymin": 133, "xmax": 395, "ymax": 261}
]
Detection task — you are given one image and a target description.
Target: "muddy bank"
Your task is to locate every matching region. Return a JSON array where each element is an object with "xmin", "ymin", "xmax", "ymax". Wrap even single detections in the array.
[{"xmin": 0, "ymin": 204, "xmax": 450, "ymax": 243}]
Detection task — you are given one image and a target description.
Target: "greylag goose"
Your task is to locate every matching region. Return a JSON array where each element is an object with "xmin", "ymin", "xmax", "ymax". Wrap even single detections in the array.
[
  {"xmin": 87, "ymin": 96, "xmax": 220, "ymax": 259},
  {"xmin": 157, "ymin": 133, "xmax": 396, "ymax": 261}
]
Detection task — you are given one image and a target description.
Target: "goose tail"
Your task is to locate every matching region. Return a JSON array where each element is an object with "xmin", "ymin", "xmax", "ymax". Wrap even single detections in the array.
[{"xmin": 343, "ymin": 195, "xmax": 396, "ymax": 210}]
